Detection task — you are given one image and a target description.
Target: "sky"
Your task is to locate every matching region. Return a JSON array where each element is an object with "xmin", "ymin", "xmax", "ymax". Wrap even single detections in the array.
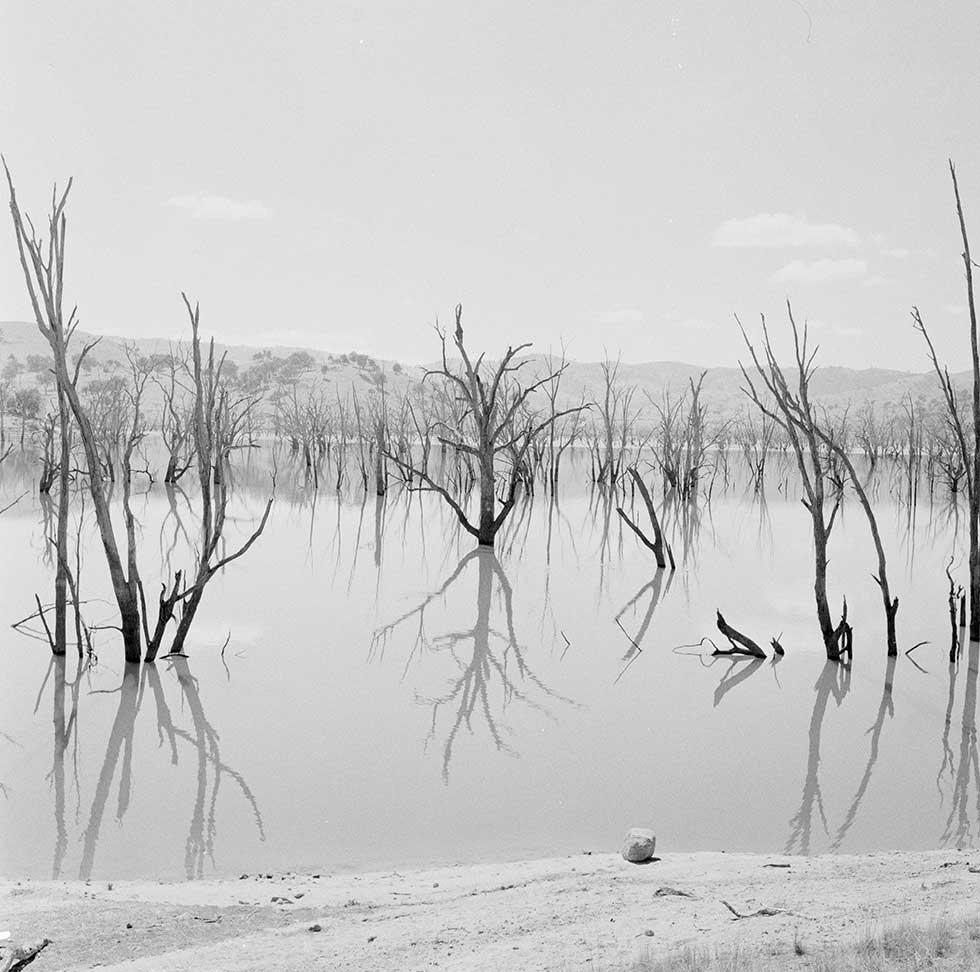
[{"xmin": 2, "ymin": 0, "xmax": 980, "ymax": 370}]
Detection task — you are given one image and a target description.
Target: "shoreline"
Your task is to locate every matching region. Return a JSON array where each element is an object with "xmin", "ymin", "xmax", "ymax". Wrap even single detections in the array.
[{"xmin": 3, "ymin": 847, "xmax": 979, "ymax": 970}]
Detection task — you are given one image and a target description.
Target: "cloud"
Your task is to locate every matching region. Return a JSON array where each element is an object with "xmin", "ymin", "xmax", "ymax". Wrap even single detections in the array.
[
  {"xmin": 672, "ymin": 317, "xmax": 713, "ymax": 331},
  {"xmin": 712, "ymin": 213, "xmax": 860, "ymax": 248},
  {"xmin": 166, "ymin": 192, "xmax": 272, "ymax": 220},
  {"xmin": 771, "ymin": 258, "xmax": 868, "ymax": 284},
  {"xmin": 595, "ymin": 308, "xmax": 644, "ymax": 325},
  {"xmin": 809, "ymin": 319, "xmax": 863, "ymax": 338}
]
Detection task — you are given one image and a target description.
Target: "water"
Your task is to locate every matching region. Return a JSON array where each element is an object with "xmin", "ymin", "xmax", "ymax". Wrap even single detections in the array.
[{"xmin": 0, "ymin": 450, "xmax": 976, "ymax": 881}]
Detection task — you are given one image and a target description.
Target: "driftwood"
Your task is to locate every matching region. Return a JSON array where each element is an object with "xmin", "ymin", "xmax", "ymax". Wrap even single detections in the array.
[
  {"xmin": 655, "ymin": 886, "xmax": 696, "ymax": 898},
  {"xmin": 721, "ymin": 901, "xmax": 786, "ymax": 920},
  {"xmin": 714, "ymin": 612, "xmax": 766, "ymax": 658},
  {"xmin": 0, "ymin": 938, "xmax": 51, "ymax": 972}
]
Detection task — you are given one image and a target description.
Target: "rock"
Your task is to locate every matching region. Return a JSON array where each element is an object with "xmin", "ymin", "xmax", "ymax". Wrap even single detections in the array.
[
  {"xmin": 621, "ymin": 828, "xmax": 656, "ymax": 863},
  {"xmin": 309, "ymin": 923, "xmax": 322, "ymax": 933}
]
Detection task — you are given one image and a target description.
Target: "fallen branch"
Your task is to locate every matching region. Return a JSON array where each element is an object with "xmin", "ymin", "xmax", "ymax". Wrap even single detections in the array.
[
  {"xmin": 714, "ymin": 612, "xmax": 766, "ymax": 658},
  {"xmin": 1, "ymin": 938, "xmax": 52, "ymax": 972},
  {"xmin": 655, "ymin": 886, "xmax": 696, "ymax": 898},
  {"xmin": 721, "ymin": 900, "xmax": 786, "ymax": 920}
]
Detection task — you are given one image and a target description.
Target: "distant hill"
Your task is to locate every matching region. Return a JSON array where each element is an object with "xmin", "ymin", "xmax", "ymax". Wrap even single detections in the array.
[{"xmin": 0, "ymin": 320, "xmax": 961, "ymax": 423}]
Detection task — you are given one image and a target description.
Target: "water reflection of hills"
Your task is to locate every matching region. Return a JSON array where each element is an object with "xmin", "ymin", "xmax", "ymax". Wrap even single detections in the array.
[
  {"xmin": 372, "ymin": 549, "xmax": 575, "ymax": 781},
  {"xmin": 45, "ymin": 656, "xmax": 263, "ymax": 880}
]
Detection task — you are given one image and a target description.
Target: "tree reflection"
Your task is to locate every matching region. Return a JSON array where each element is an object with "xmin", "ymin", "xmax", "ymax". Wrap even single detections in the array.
[
  {"xmin": 60, "ymin": 657, "xmax": 263, "ymax": 881},
  {"xmin": 785, "ymin": 660, "xmax": 851, "ymax": 854},
  {"xmin": 613, "ymin": 569, "xmax": 675, "ymax": 683},
  {"xmin": 831, "ymin": 655, "xmax": 896, "ymax": 850},
  {"xmin": 712, "ymin": 656, "xmax": 766, "ymax": 706},
  {"xmin": 79, "ymin": 664, "xmax": 140, "ymax": 880},
  {"xmin": 372, "ymin": 548, "xmax": 574, "ymax": 781},
  {"xmin": 50, "ymin": 655, "xmax": 85, "ymax": 878},
  {"xmin": 940, "ymin": 640, "xmax": 980, "ymax": 846}
]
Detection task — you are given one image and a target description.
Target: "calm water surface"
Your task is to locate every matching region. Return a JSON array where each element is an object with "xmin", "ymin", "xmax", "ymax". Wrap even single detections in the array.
[{"xmin": 0, "ymin": 451, "xmax": 976, "ymax": 880}]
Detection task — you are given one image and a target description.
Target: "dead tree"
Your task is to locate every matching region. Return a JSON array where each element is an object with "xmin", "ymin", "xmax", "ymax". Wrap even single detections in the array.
[
  {"xmin": 154, "ymin": 345, "xmax": 195, "ymax": 484},
  {"xmin": 385, "ymin": 304, "xmax": 586, "ymax": 547},
  {"xmin": 616, "ymin": 465, "xmax": 675, "ymax": 568},
  {"xmin": 947, "ymin": 558, "xmax": 965, "ymax": 663},
  {"xmin": 4, "ymin": 165, "xmax": 129, "ymax": 657},
  {"xmin": 913, "ymin": 160, "xmax": 980, "ymax": 642},
  {"xmin": 816, "ymin": 417, "xmax": 900, "ymax": 655},
  {"xmin": 592, "ymin": 355, "xmax": 638, "ymax": 486},
  {"xmin": 146, "ymin": 296, "xmax": 275, "ymax": 661},
  {"xmin": 714, "ymin": 612, "xmax": 766, "ymax": 658},
  {"xmin": 6, "ymin": 166, "xmax": 272, "ymax": 665},
  {"xmin": 739, "ymin": 304, "xmax": 850, "ymax": 661}
]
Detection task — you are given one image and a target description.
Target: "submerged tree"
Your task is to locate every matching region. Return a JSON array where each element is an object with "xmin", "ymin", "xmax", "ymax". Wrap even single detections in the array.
[
  {"xmin": 913, "ymin": 160, "xmax": 980, "ymax": 642},
  {"xmin": 5, "ymin": 166, "xmax": 92, "ymax": 658},
  {"xmin": 815, "ymin": 417, "xmax": 900, "ymax": 655},
  {"xmin": 386, "ymin": 304, "xmax": 586, "ymax": 547},
  {"xmin": 739, "ymin": 305, "xmax": 852, "ymax": 662},
  {"xmin": 5, "ymin": 165, "xmax": 272, "ymax": 664}
]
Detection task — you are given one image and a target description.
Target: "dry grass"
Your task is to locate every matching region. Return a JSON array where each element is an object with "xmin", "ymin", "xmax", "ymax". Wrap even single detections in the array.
[{"xmin": 636, "ymin": 915, "xmax": 980, "ymax": 971}]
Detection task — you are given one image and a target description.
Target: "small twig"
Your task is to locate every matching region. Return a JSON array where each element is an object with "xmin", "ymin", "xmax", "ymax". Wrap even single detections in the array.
[
  {"xmin": 655, "ymin": 886, "xmax": 696, "ymax": 898},
  {"xmin": 721, "ymin": 900, "xmax": 787, "ymax": 920}
]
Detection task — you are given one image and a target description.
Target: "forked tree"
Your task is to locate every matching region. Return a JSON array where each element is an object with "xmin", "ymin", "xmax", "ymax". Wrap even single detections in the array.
[
  {"xmin": 913, "ymin": 160, "xmax": 980, "ymax": 642},
  {"xmin": 386, "ymin": 304, "xmax": 587, "ymax": 547},
  {"xmin": 5, "ymin": 164, "xmax": 272, "ymax": 664},
  {"xmin": 815, "ymin": 416, "xmax": 900, "ymax": 655},
  {"xmin": 739, "ymin": 304, "xmax": 852, "ymax": 662}
]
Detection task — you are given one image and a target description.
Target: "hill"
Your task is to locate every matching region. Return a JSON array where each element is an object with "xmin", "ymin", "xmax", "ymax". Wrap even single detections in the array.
[{"xmin": 0, "ymin": 320, "xmax": 960, "ymax": 422}]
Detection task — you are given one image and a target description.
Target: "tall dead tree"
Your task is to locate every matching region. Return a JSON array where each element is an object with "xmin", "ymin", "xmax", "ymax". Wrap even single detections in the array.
[
  {"xmin": 3, "ymin": 164, "xmax": 131, "ymax": 657},
  {"xmin": 386, "ymin": 304, "xmax": 586, "ymax": 547},
  {"xmin": 817, "ymin": 417, "xmax": 899, "ymax": 655},
  {"xmin": 6, "ymin": 165, "xmax": 272, "ymax": 664},
  {"xmin": 148, "ymin": 296, "xmax": 274, "ymax": 661},
  {"xmin": 913, "ymin": 160, "xmax": 980, "ymax": 641},
  {"xmin": 739, "ymin": 304, "xmax": 851, "ymax": 662}
]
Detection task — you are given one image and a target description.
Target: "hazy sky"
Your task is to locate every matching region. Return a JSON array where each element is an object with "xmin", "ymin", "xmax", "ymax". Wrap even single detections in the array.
[{"xmin": 3, "ymin": 1, "xmax": 980, "ymax": 369}]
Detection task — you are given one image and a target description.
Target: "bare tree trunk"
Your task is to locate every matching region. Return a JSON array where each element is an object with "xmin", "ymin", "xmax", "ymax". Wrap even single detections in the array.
[
  {"xmin": 813, "ymin": 521, "xmax": 837, "ymax": 656},
  {"xmin": 478, "ymin": 445, "xmax": 496, "ymax": 546},
  {"xmin": 53, "ymin": 383, "xmax": 70, "ymax": 654}
]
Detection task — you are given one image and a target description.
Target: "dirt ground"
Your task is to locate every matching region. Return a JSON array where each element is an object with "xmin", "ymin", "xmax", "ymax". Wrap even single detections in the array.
[{"xmin": 3, "ymin": 849, "xmax": 980, "ymax": 971}]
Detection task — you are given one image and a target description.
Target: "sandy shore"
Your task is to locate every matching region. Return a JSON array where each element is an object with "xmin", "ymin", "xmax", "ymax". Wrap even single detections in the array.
[{"xmin": 3, "ymin": 848, "xmax": 979, "ymax": 970}]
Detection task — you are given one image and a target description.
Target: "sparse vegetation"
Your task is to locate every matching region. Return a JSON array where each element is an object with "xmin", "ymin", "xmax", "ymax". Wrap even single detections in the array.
[{"xmin": 635, "ymin": 915, "xmax": 980, "ymax": 972}]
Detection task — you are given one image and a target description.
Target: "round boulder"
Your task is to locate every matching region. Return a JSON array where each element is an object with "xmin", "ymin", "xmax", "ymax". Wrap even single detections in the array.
[{"xmin": 621, "ymin": 828, "xmax": 656, "ymax": 863}]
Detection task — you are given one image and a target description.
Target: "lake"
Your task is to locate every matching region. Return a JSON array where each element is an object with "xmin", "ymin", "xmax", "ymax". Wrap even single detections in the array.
[{"xmin": 0, "ymin": 448, "xmax": 975, "ymax": 881}]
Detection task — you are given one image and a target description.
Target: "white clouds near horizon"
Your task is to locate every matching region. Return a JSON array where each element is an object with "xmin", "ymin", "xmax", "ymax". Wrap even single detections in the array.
[
  {"xmin": 166, "ymin": 192, "xmax": 272, "ymax": 221},
  {"xmin": 772, "ymin": 258, "xmax": 868, "ymax": 284},
  {"xmin": 712, "ymin": 213, "xmax": 861, "ymax": 249}
]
